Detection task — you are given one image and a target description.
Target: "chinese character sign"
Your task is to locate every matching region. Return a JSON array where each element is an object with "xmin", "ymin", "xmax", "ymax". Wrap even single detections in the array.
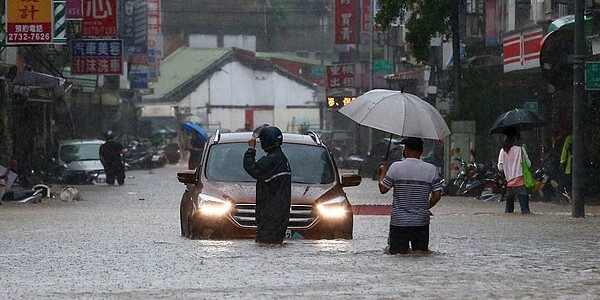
[
  {"xmin": 82, "ymin": 0, "xmax": 118, "ymax": 37},
  {"xmin": 327, "ymin": 63, "xmax": 355, "ymax": 88},
  {"xmin": 335, "ymin": 0, "xmax": 357, "ymax": 44},
  {"xmin": 327, "ymin": 96, "xmax": 356, "ymax": 109},
  {"xmin": 6, "ymin": 0, "xmax": 53, "ymax": 44},
  {"xmin": 70, "ymin": 39, "xmax": 123, "ymax": 75}
]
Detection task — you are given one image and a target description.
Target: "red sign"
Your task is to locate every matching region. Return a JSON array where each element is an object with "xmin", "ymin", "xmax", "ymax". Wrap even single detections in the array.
[
  {"xmin": 82, "ymin": 0, "xmax": 118, "ymax": 37},
  {"xmin": 327, "ymin": 64, "xmax": 355, "ymax": 88},
  {"xmin": 6, "ymin": 0, "xmax": 53, "ymax": 44},
  {"xmin": 147, "ymin": 0, "xmax": 161, "ymax": 35},
  {"xmin": 335, "ymin": 0, "xmax": 358, "ymax": 44},
  {"xmin": 503, "ymin": 27, "xmax": 543, "ymax": 73},
  {"xmin": 66, "ymin": 0, "xmax": 84, "ymax": 20}
]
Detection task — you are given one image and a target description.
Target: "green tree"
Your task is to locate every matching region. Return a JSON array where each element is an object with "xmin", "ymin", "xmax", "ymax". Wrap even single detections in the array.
[
  {"xmin": 375, "ymin": 0, "xmax": 452, "ymax": 62},
  {"xmin": 265, "ymin": 0, "xmax": 291, "ymax": 50}
]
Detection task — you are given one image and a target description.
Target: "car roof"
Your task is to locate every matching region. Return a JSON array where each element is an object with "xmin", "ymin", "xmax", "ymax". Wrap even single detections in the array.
[
  {"xmin": 59, "ymin": 139, "xmax": 104, "ymax": 146},
  {"xmin": 211, "ymin": 131, "xmax": 323, "ymax": 146}
]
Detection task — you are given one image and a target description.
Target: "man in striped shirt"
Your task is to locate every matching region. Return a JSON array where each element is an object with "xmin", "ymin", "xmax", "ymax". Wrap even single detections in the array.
[{"xmin": 378, "ymin": 137, "xmax": 443, "ymax": 254}]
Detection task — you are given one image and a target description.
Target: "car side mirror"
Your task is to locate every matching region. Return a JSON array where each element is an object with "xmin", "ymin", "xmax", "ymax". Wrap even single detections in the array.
[
  {"xmin": 341, "ymin": 173, "xmax": 362, "ymax": 187},
  {"xmin": 177, "ymin": 170, "xmax": 197, "ymax": 184}
]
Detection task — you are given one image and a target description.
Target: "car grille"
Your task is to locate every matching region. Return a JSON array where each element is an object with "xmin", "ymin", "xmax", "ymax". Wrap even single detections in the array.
[{"xmin": 231, "ymin": 204, "xmax": 317, "ymax": 229}]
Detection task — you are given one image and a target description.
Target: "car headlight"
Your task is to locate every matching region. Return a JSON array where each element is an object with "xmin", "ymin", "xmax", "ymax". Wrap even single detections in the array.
[
  {"xmin": 198, "ymin": 194, "xmax": 232, "ymax": 216},
  {"xmin": 316, "ymin": 197, "xmax": 348, "ymax": 218}
]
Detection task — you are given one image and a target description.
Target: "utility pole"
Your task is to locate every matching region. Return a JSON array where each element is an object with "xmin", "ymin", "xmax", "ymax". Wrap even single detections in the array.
[
  {"xmin": 572, "ymin": 0, "xmax": 585, "ymax": 217},
  {"xmin": 451, "ymin": 0, "xmax": 462, "ymax": 110}
]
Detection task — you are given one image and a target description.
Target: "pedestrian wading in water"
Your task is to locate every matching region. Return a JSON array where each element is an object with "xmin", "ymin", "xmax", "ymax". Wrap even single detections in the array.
[
  {"xmin": 99, "ymin": 130, "xmax": 126, "ymax": 186},
  {"xmin": 497, "ymin": 127, "xmax": 532, "ymax": 214},
  {"xmin": 243, "ymin": 125, "xmax": 292, "ymax": 244},
  {"xmin": 378, "ymin": 137, "xmax": 443, "ymax": 254}
]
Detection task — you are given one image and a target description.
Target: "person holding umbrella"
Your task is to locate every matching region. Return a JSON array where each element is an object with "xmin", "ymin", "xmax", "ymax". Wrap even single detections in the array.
[
  {"xmin": 496, "ymin": 127, "xmax": 532, "ymax": 214},
  {"xmin": 186, "ymin": 131, "xmax": 205, "ymax": 170},
  {"xmin": 181, "ymin": 122, "xmax": 208, "ymax": 170},
  {"xmin": 378, "ymin": 137, "xmax": 443, "ymax": 254}
]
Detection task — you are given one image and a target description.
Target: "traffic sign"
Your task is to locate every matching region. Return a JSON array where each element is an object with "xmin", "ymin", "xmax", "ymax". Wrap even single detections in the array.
[
  {"xmin": 372, "ymin": 60, "xmax": 393, "ymax": 73},
  {"xmin": 523, "ymin": 101, "xmax": 539, "ymax": 114},
  {"xmin": 585, "ymin": 61, "xmax": 600, "ymax": 90}
]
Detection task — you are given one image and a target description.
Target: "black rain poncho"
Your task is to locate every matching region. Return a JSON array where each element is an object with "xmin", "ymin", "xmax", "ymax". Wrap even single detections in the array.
[{"xmin": 243, "ymin": 147, "xmax": 292, "ymax": 244}]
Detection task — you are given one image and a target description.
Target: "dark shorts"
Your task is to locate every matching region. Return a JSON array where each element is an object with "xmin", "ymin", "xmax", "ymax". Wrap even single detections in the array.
[{"xmin": 388, "ymin": 224, "xmax": 429, "ymax": 254}]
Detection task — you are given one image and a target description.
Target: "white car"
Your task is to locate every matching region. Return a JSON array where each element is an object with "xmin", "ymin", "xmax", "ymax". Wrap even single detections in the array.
[{"xmin": 57, "ymin": 139, "xmax": 106, "ymax": 184}]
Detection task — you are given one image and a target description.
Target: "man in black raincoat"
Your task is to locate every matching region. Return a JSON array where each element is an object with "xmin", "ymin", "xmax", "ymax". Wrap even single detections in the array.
[
  {"xmin": 243, "ymin": 126, "xmax": 291, "ymax": 244},
  {"xmin": 99, "ymin": 130, "xmax": 126, "ymax": 185}
]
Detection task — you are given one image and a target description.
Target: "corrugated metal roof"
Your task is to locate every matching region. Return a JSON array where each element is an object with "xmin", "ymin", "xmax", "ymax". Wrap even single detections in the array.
[
  {"xmin": 256, "ymin": 52, "xmax": 326, "ymax": 65},
  {"xmin": 62, "ymin": 67, "xmax": 97, "ymax": 93},
  {"xmin": 143, "ymin": 48, "xmax": 230, "ymax": 101}
]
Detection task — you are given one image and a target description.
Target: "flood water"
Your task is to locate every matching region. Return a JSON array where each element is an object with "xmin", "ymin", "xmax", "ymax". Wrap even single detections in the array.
[{"xmin": 1, "ymin": 165, "xmax": 599, "ymax": 299}]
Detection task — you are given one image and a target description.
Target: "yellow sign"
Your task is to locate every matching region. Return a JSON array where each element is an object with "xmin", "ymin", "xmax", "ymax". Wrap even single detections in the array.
[
  {"xmin": 326, "ymin": 96, "xmax": 356, "ymax": 109},
  {"xmin": 6, "ymin": 0, "xmax": 54, "ymax": 44}
]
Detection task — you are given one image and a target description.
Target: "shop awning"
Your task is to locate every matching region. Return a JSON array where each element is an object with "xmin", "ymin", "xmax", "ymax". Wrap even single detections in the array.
[{"xmin": 12, "ymin": 70, "xmax": 67, "ymax": 100}]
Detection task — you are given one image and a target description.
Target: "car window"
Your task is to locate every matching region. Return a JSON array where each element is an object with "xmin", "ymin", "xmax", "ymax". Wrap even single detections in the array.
[
  {"xmin": 205, "ymin": 142, "xmax": 335, "ymax": 184},
  {"xmin": 60, "ymin": 144, "xmax": 101, "ymax": 162}
]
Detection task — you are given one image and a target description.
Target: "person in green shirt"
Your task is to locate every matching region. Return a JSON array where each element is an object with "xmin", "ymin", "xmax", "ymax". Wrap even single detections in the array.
[{"xmin": 560, "ymin": 134, "xmax": 573, "ymax": 193}]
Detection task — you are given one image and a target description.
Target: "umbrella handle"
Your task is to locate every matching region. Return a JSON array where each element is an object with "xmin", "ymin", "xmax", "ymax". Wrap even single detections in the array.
[{"xmin": 384, "ymin": 133, "xmax": 393, "ymax": 161}]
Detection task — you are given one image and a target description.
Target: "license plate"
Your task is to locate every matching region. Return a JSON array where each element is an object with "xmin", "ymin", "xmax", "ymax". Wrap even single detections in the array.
[{"xmin": 95, "ymin": 174, "xmax": 106, "ymax": 183}]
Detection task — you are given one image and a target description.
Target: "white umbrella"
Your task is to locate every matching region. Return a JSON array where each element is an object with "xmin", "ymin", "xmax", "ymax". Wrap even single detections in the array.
[{"xmin": 339, "ymin": 89, "xmax": 451, "ymax": 140}]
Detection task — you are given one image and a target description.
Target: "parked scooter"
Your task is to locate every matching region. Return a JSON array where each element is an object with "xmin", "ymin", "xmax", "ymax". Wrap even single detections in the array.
[
  {"xmin": 478, "ymin": 164, "xmax": 506, "ymax": 202},
  {"xmin": 444, "ymin": 157, "xmax": 485, "ymax": 197},
  {"xmin": 531, "ymin": 165, "xmax": 571, "ymax": 203}
]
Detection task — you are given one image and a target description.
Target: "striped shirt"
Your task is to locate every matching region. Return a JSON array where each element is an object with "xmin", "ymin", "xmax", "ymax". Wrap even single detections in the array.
[{"xmin": 381, "ymin": 158, "xmax": 443, "ymax": 227}]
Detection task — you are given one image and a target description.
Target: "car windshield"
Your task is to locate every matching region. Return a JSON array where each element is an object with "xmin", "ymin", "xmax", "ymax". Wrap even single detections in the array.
[
  {"xmin": 205, "ymin": 142, "xmax": 335, "ymax": 184},
  {"xmin": 60, "ymin": 144, "xmax": 101, "ymax": 162}
]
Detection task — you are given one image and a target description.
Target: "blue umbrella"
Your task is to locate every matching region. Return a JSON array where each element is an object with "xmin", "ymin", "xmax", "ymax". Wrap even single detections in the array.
[{"xmin": 182, "ymin": 122, "xmax": 209, "ymax": 142}]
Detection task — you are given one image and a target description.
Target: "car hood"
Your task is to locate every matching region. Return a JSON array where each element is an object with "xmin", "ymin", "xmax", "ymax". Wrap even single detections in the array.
[
  {"xmin": 65, "ymin": 160, "xmax": 104, "ymax": 172},
  {"xmin": 203, "ymin": 181, "xmax": 339, "ymax": 205}
]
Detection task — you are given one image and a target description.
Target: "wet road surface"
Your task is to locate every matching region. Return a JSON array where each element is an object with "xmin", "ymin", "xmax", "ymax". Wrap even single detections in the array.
[{"xmin": 1, "ymin": 165, "xmax": 599, "ymax": 299}]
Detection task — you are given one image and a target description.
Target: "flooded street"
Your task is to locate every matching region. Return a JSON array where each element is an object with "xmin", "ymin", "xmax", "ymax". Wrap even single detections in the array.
[{"xmin": 1, "ymin": 164, "xmax": 599, "ymax": 299}]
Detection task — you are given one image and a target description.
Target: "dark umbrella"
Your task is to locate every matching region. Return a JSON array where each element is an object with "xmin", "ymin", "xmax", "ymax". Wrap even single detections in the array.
[
  {"xmin": 489, "ymin": 109, "xmax": 545, "ymax": 134},
  {"xmin": 182, "ymin": 122, "xmax": 209, "ymax": 142}
]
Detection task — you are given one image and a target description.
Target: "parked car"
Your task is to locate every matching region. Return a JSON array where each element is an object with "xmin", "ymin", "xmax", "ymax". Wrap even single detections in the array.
[
  {"xmin": 56, "ymin": 139, "xmax": 106, "ymax": 184},
  {"xmin": 319, "ymin": 130, "xmax": 361, "ymax": 169},
  {"xmin": 177, "ymin": 131, "xmax": 362, "ymax": 240},
  {"xmin": 358, "ymin": 138, "xmax": 404, "ymax": 179},
  {"xmin": 357, "ymin": 138, "xmax": 443, "ymax": 179}
]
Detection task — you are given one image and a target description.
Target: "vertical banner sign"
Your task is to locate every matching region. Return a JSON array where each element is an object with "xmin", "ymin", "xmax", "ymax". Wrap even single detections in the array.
[
  {"xmin": 361, "ymin": 0, "xmax": 371, "ymax": 33},
  {"xmin": 133, "ymin": 0, "xmax": 147, "ymax": 53},
  {"xmin": 66, "ymin": 0, "xmax": 83, "ymax": 20},
  {"xmin": 334, "ymin": 0, "xmax": 357, "ymax": 44},
  {"xmin": 485, "ymin": 0, "xmax": 499, "ymax": 46},
  {"xmin": 70, "ymin": 39, "xmax": 123, "ymax": 74},
  {"xmin": 120, "ymin": 0, "xmax": 136, "ymax": 51},
  {"xmin": 54, "ymin": 1, "xmax": 67, "ymax": 44},
  {"xmin": 81, "ymin": 0, "xmax": 118, "ymax": 37},
  {"xmin": 326, "ymin": 63, "xmax": 355, "ymax": 88},
  {"xmin": 6, "ymin": 0, "xmax": 54, "ymax": 44},
  {"xmin": 147, "ymin": 0, "xmax": 161, "ymax": 35}
]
